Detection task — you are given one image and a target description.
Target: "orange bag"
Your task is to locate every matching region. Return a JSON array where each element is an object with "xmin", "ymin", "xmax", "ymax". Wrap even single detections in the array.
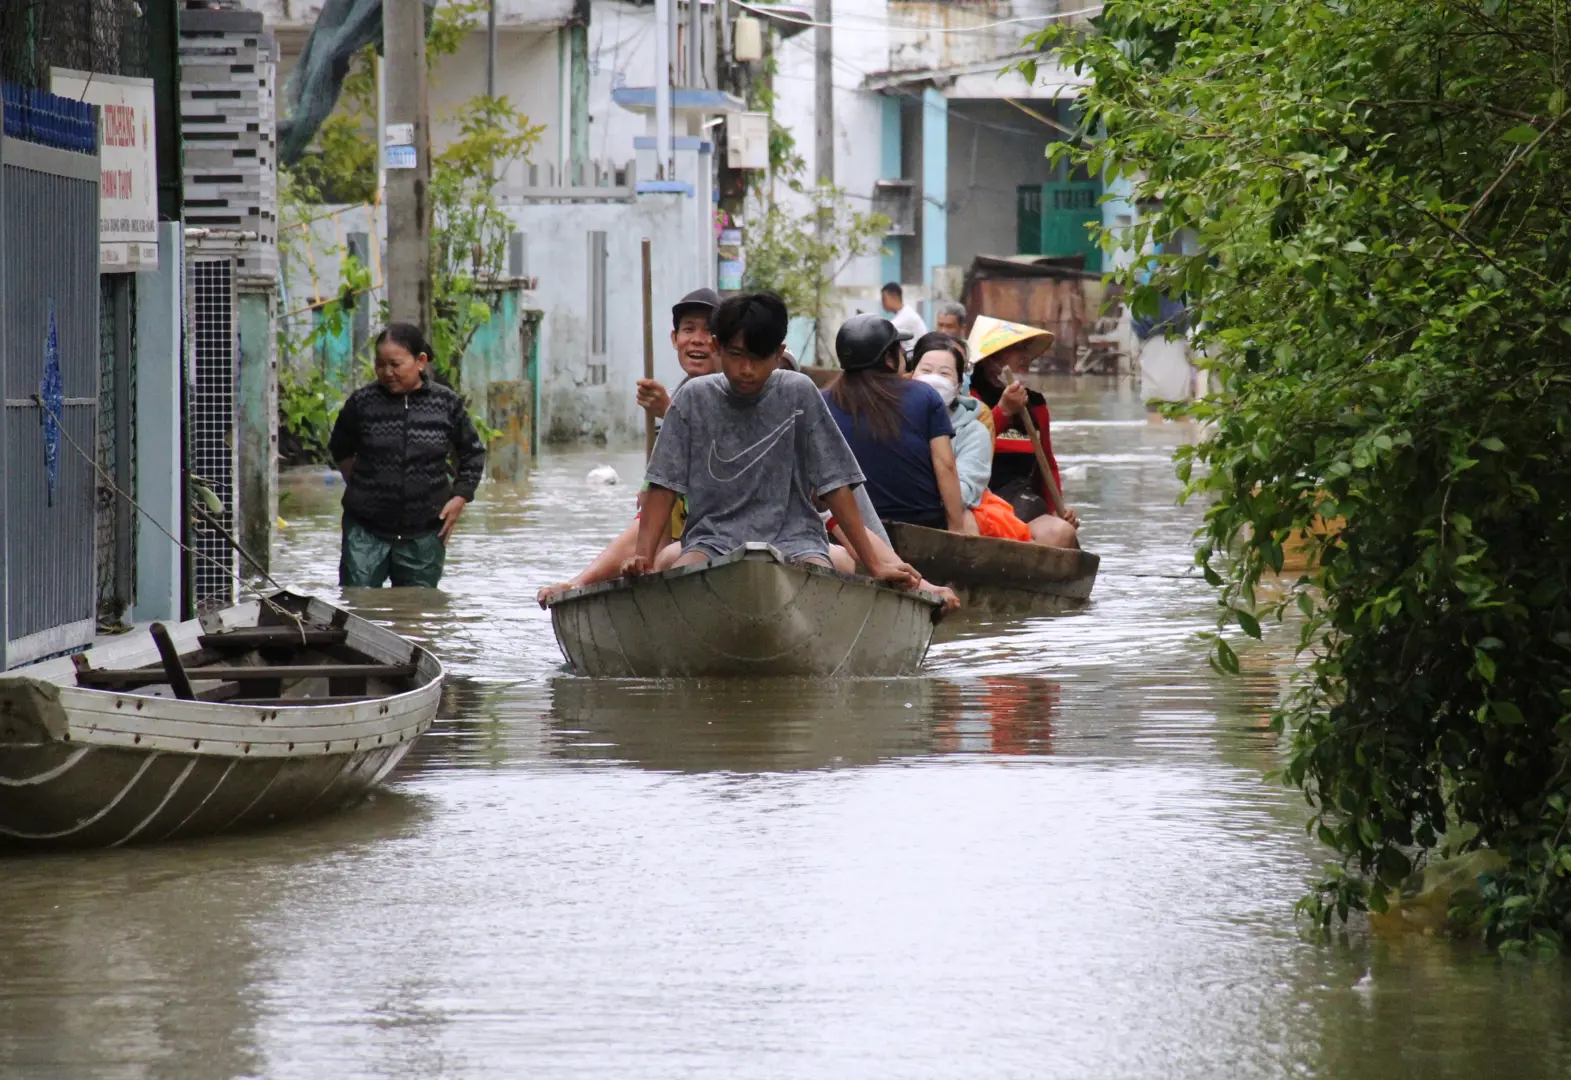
[{"xmin": 972, "ymin": 490, "xmax": 1032, "ymax": 542}]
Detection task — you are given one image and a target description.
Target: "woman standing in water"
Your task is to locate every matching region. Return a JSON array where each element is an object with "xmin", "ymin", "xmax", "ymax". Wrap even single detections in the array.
[{"xmin": 328, "ymin": 322, "xmax": 486, "ymax": 588}]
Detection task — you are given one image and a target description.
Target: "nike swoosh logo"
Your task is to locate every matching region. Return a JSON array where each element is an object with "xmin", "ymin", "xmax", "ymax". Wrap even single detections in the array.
[{"xmin": 706, "ymin": 411, "xmax": 802, "ymax": 482}]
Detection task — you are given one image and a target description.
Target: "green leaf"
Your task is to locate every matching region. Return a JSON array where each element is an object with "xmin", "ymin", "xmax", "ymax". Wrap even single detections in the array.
[
  {"xmin": 1475, "ymin": 649, "xmax": 1498, "ymax": 684},
  {"xmin": 1215, "ymin": 638, "xmax": 1240, "ymax": 675},
  {"xmin": 1236, "ymin": 610, "xmax": 1262, "ymax": 639},
  {"xmin": 1493, "ymin": 700, "xmax": 1525, "ymax": 725},
  {"xmin": 1479, "ymin": 436, "xmax": 1505, "ymax": 452},
  {"xmin": 1501, "ymin": 123, "xmax": 1540, "ymax": 144}
]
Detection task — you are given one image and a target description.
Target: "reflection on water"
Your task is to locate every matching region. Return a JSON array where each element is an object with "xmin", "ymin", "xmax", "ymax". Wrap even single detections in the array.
[
  {"xmin": 1, "ymin": 377, "xmax": 1566, "ymax": 1078},
  {"xmin": 541, "ymin": 675, "xmax": 1058, "ymax": 772}
]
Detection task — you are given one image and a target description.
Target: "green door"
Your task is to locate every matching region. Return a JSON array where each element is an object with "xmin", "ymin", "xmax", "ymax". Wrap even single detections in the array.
[{"xmin": 1017, "ymin": 180, "xmax": 1103, "ymax": 271}]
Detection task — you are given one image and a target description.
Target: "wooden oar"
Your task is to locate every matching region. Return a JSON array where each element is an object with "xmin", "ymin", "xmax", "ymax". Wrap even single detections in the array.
[
  {"xmin": 641, "ymin": 237, "xmax": 656, "ymax": 460},
  {"xmin": 1002, "ymin": 368, "xmax": 1069, "ymax": 518},
  {"xmin": 148, "ymin": 622, "xmax": 196, "ymax": 701}
]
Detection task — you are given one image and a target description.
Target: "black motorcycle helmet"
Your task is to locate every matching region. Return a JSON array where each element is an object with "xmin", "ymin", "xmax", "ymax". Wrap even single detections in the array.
[{"xmin": 835, "ymin": 313, "xmax": 907, "ymax": 371}]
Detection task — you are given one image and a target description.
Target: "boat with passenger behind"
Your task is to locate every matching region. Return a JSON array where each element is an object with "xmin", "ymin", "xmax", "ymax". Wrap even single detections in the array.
[{"xmin": 545, "ymin": 543, "xmax": 946, "ymax": 677}]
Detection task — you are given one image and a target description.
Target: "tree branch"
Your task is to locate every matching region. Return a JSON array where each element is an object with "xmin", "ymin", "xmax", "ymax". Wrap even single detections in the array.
[{"xmin": 1460, "ymin": 106, "xmax": 1571, "ymax": 231}]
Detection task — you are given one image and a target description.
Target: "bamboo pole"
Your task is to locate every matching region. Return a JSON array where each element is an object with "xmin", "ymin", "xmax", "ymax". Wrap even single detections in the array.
[
  {"xmin": 1002, "ymin": 368, "xmax": 1069, "ymax": 518},
  {"xmin": 642, "ymin": 238, "xmax": 657, "ymax": 459}
]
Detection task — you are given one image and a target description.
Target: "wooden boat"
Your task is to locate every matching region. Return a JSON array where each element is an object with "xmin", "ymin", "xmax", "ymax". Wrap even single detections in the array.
[
  {"xmin": 545, "ymin": 543, "xmax": 945, "ymax": 677},
  {"xmin": 0, "ymin": 591, "xmax": 442, "ymax": 849},
  {"xmin": 886, "ymin": 522, "xmax": 1100, "ymax": 615}
]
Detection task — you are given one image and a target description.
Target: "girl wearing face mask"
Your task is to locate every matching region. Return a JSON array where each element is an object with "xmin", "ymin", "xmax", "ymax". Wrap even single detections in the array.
[{"xmin": 909, "ymin": 332, "xmax": 1035, "ymax": 543}]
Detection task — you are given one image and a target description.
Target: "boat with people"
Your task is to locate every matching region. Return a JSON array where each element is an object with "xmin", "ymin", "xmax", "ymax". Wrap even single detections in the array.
[
  {"xmin": 885, "ymin": 523, "xmax": 1100, "ymax": 615},
  {"xmin": 0, "ymin": 591, "xmax": 442, "ymax": 849},
  {"xmin": 546, "ymin": 543, "xmax": 946, "ymax": 677},
  {"xmin": 540, "ymin": 287, "xmax": 1102, "ymax": 677}
]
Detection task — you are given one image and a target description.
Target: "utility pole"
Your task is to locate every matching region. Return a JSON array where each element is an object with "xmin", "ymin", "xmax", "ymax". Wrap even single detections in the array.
[
  {"xmin": 385, "ymin": 0, "xmax": 432, "ymax": 332},
  {"xmin": 655, "ymin": 0, "xmax": 673, "ymax": 180},
  {"xmin": 815, "ymin": 0, "xmax": 833, "ymax": 188},
  {"xmin": 814, "ymin": 0, "xmax": 834, "ymax": 362},
  {"xmin": 486, "ymin": 0, "xmax": 498, "ymax": 99}
]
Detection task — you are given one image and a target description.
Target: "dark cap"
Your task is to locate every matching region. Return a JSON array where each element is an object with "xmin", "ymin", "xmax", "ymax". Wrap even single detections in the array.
[
  {"xmin": 835, "ymin": 313, "xmax": 905, "ymax": 371},
  {"xmin": 672, "ymin": 287, "xmax": 721, "ymax": 328}
]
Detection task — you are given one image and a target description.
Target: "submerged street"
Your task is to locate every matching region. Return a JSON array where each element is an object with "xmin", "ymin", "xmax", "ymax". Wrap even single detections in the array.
[{"xmin": 1, "ymin": 378, "xmax": 1566, "ymax": 1078}]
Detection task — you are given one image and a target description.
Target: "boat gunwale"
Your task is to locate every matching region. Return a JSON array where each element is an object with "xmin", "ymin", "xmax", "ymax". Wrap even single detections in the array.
[
  {"xmin": 543, "ymin": 542, "xmax": 947, "ymax": 613},
  {"xmin": 885, "ymin": 522, "xmax": 1100, "ymax": 600},
  {"xmin": 0, "ymin": 592, "xmax": 445, "ymax": 755}
]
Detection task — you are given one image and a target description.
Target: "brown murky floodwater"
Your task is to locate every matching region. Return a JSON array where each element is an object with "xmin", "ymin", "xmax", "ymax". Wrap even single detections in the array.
[{"xmin": 2, "ymin": 377, "xmax": 1568, "ymax": 1078}]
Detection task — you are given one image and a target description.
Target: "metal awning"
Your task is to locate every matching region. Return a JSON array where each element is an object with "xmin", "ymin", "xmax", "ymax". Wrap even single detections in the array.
[
  {"xmin": 862, "ymin": 55, "xmax": 1089, "ymax": 100},
  {"xmin": 611, "ymin": 88, "xmax": 747, "ymax": 116},
  {"xmin": 741, "ymin": 4, "xmax": 814, "ymax": 41}
]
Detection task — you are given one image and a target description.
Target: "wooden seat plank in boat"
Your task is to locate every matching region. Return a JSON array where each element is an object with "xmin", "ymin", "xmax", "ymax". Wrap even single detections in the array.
[
  {"xmin": 886, "ymin": 522, "xmax": 1100, "ymax": 616},
  {"xmin": 76, "ymin": 662, "xmax": 417, "ymax": 689},
  {"xmin": 197, "ymin": 627, "xmax": 350, "ymax": 650}
]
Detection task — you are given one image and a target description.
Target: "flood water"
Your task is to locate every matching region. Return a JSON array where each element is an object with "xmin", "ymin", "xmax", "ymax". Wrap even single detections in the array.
[{"xmin": 2, "ymin": 376, "xmax": 1567, "ymax": 1078}]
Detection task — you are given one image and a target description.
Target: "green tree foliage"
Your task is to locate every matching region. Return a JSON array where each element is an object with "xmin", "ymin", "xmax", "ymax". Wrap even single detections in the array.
[
  {"xmin": 277, "ymin": 0, "xmax": 538, "ymax": 460},
  {"xmin": 1035, "ymin": 1, "xmax": 1571, "ymax": 951},
  {"xmin": 430, "ymin": 95, "xmax": 544, "ymax": 390}
]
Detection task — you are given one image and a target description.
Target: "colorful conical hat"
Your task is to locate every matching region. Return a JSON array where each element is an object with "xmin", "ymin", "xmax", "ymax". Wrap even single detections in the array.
[{"xmin": 967, "ymin": 315, "xmax": 1055, "ymax": 363}]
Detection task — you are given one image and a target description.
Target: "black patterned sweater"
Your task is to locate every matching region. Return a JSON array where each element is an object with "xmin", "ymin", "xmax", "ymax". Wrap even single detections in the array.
[{"xmin": 328, "ymin": 373, "xmax": 486, "ymax": 539}]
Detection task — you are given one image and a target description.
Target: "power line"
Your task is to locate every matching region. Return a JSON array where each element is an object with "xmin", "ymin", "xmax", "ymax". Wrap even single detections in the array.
[{"xmin": 735, "ymin": 1, "xmax": 1105, "ymax": 34}]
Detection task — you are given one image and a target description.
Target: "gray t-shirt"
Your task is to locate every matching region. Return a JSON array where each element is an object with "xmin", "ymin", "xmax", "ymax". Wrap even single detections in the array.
[{"xmin": 645, "ymin": 369, "xmax": 866, "ymax": 560}]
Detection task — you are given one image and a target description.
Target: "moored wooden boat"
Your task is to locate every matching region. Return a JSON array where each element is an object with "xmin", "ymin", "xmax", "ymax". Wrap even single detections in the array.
[
  {"xmin": 886, "ymin": 522, "xmax": 1100, "ymax": 615},
  {"xmin": 545, "ymin": 543, "xmax": 945, "ymax": 677},
  {"xmin": 0, "ymin": 592, "xmax": 442, "ymax": 849}
]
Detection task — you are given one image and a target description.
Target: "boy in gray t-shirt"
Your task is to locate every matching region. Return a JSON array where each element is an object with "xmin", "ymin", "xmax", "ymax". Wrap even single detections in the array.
[{"xmin": 624, "ymin": 292, "xmax": 919, "ymax": 588}]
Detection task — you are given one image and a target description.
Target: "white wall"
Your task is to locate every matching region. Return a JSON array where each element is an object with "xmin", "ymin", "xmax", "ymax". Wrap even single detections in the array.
[
  {"xmin": 429, "ymin": 29, "xmax": 565, "ymax": 190},
  {"xmin": 253, "ymin": 0, "xmax": 574, "ymax": 30},
  {"xmin": 946, "ymin": 98, "xmax": 1061, "ymax": 268},
  {"xmin": 506, "ymin": 194, "xmax": 703, "ymax": 443},
  {"xmin": 772, "ymin": 0, "xmax": 889, "ymax": 297}
]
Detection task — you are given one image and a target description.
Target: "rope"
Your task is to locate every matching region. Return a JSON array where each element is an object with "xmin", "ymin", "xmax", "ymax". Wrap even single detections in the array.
[{"xmin": 28, "ymin": 393, "xmax": 308, "ymax": 639}]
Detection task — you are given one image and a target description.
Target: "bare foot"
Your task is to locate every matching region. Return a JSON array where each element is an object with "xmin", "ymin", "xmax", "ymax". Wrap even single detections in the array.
[{"xmin": 537, "ymin": 582, "xmax": 574, "ymax": 607}]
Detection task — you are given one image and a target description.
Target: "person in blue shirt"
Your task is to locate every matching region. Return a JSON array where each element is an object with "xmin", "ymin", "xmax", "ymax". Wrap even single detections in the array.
[{"xmin": 821, "ymin": 313, "xmax": 966, "ymax": 533}]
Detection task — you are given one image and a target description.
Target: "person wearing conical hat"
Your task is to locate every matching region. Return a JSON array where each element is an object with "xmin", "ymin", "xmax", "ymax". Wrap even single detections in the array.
[{"xmin": 967, "ymin": 315, "xmax": 1081, "ymax": 549}]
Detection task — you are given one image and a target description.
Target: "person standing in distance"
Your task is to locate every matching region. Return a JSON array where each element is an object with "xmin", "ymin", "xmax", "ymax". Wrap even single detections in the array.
[
  {"xmin": 329, "ymin": 322, "xmax": 486, "ymax": 588},
  {"xmin": 934, "ymin": 301, "xmax": 968, "ymax": 341},
  {"xmin": 880, "ymin": 281, "xmax": 928, "ymax": 342}
]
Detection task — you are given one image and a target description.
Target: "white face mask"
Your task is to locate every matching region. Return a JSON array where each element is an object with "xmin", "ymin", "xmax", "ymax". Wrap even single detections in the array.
[{"xmin": 914, "ymin": 371, "xmax": 958, "ymax": 406}]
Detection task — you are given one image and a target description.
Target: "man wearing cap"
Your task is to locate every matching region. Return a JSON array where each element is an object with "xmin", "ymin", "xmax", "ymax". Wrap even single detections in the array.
[
  {"xmin": 535, "ymin": 287, "xmax": 721, "ymax": 605},
  {"xmin": 635, "ymin": 287, "xmax": 721, "ymax": 419}
]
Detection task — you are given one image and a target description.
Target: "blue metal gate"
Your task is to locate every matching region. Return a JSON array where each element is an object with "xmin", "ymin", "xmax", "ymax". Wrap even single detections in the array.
[{"xmin": 0, "ymin": 89, "xmax": 101, "ymax": 669}]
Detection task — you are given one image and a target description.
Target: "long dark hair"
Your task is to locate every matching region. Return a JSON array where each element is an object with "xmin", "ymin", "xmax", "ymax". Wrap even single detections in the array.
[{"xmin": 826, "ymin": 343, "xmax": 906, "ymax": 443}]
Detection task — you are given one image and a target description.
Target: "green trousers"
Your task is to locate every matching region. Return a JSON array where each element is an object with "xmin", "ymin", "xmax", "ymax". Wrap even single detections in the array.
[{"xmin": 339, "ymin": 517, "xmax": 446, "ymax": 588}]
